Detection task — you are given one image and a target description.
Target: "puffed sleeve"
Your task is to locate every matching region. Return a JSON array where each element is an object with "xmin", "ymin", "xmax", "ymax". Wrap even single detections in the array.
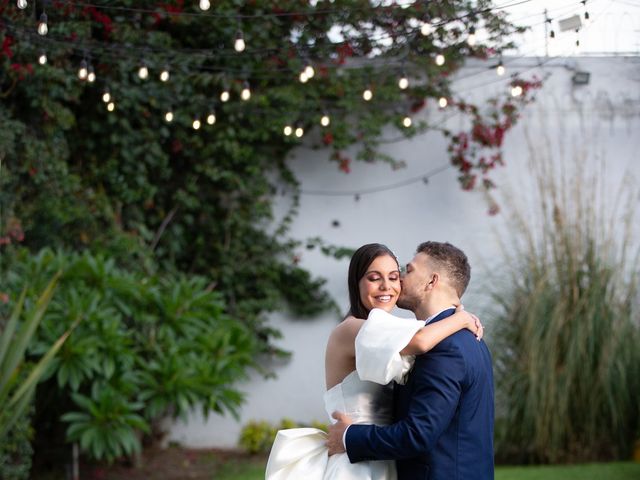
[{"xmin": 355, "ymin": 308, "xmax": 425, "ymax": 385}]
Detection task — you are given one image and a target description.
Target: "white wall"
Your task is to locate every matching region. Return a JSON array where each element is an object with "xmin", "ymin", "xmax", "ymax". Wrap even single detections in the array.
[{"xmin": 168, "ymin": 56, "xmax": 640, "ymax": 448}]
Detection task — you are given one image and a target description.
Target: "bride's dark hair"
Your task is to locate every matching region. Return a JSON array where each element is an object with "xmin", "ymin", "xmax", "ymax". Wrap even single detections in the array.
[{"xmin": 347, "ymin": 243, "xmax": 399, "ymax": 319}]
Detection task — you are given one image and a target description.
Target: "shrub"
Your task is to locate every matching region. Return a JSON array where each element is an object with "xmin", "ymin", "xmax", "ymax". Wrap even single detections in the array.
[
  {"xmin": 3, "ymin": 248, "xmax": 258, "ymax": 462},
  {"xmin": 491, "ymin": 134, "xmax": 640, "ymax": 463},
  {"xmin": 0, "ymin": 412, "xmax": 33, "ymax": 480},
  {"xmin": 239, "ymin": 418, "xmax": 329, "ymax": 454}
]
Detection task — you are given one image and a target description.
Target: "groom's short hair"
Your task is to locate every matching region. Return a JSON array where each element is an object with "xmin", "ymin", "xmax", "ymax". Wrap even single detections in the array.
[{"xmin": 417, "ymin": 241, "xmax": 471, "ymax": 297}]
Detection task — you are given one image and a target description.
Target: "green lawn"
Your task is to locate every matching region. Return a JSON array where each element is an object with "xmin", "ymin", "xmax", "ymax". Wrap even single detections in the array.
[
  {"xmin": 216, "ymin": 461, "xmax": 640, "ymax": 480},
  {"xmin": 495, "ymin": 462, "xmax": 640, "ymax": 480}
]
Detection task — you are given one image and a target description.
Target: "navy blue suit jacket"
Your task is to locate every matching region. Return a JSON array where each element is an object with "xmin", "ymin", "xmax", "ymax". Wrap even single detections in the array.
[{"xmin": 345, "ymin": 308, "xmax": 495, "ymax": 480}]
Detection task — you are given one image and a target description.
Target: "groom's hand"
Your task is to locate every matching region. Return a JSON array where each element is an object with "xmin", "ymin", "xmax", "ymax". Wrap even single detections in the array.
[{"xmin": 326, "ymin": 411, "xmax": 353, "ymax": 456}]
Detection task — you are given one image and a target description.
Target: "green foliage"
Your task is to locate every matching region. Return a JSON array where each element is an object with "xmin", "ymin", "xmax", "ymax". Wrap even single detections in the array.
[
  {"xmin": 0, "ymin": 412, "xmax": 33, "ymax": 480},
  {"xmin": 239, "ymin": 420, "xmax": 278, "ymax": 454},
  {"xmin": 239, "ymin": 417, "xmax": 328, "ymax": 454},
  {"xmin": 491, "ymin": 143, "xmax": 640, "ymax": 463},
  {"xmin": 2, "ymin": 248, "xmax": 258, "ymax": 462},
  {"xmin": 0, "ymin": 273, "xmax": 75, "ymax": 439}
]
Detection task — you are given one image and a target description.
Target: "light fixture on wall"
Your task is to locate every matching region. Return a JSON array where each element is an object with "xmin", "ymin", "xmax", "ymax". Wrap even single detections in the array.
[{"xmin": 572, "ymin": 71, "xmax": 590, "ymax": 85}]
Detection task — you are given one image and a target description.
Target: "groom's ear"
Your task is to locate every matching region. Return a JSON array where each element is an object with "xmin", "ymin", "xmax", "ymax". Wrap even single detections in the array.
[{"xmin": 425, "ymin": 273, "xmax": 439, "ymax": 291}]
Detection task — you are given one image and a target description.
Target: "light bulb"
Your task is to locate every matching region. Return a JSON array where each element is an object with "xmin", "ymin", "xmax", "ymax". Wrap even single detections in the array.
[
  {"xmin": 511, "ymin": 85, "xmax": 523, "ymax": 97},
  {"xmin": 435, "ymin": 54, "xmax": 445, "ymax": 66},
  {"xmin": 160, "ymin": 68, "xmax": 170, "ymax": 82},
  {"xmin": 102, "ymin": 90, "xmax": 111, "ymax": 103},
  {"xmin": 38, "ymin": 52, "xmax": 47, "ymax": 65},
  {"xmin": 295, "ymin": 126, "xmax": 304, "ymax": 138},
  {"xmin": 17, "ymin": 0, "xmax": 28, "ymax": 9},
  {"xmin": 299, "ymin": 71, "xmax": 309, "ymax": 83},
  {"xmin": 304, "ymin": 64, "xmax": 314, "ymax": 78},
  {"xmin": 438, "ymin": 97, "xmax": 448, "ymax": 108},
  {"xmin": 496, "ymin": 63, "xmax": 505, "ymax": 76},
  {"xmin": 192, "ymin": 118, "xmax": 201, "ymax": 130},
  {"xmin": 421, "ymin": 22, "xmax": 433, "ymax": 36},
  {"xmin": 164, "ymin": 110, "xmax": 173, "ymax": 122},
  {"xmin": 199, "ymin": 0, "xmax": 210, "ymax": 11},
  {"xmin": 241, "ymin": 82, "xmax": 251, "ymax": 101},
  {"xmin": 207, "ymin": 111, "xmax": 216, "ymax": 125},
  {"xmin": 283, "ymin": 125, "xmax": 293, "ymax": 136},
  {"xmin": 138, "ymin": 64, "xmax": 148, "ymax": 80},
  {"xmin": 107, "ymin": 101, "xmax": 115, "ymax": 112},
  {"xmin": 398, "ymin": 75, "xmax": 409, "ymax": 90},
  {"xmin": 363, "ymin": 88, "xmax": 373, "ymax": 101},
  {"xmin": 320, "ymin": 114, "xmax": 330, "ymax": 127},
  {"xmin": 467, "ymin": 26, "xmax": 476, "ymax": 47},
  {"xmin": 87, "ymin": 66, "xmax": 96, "ymax": 83},
  {"xmin": 220, "ymin": 90, "xmax": 230, "ymax": 102},
  {"xmin": 402, "ymin": 116, "xmax": 412, "ymax": 128},
  {"xmin": 78, "ymin": 59, "xmax": 88, "ymax": 80},
  {"xmin": 37, "ymin": 13, "xmax": 48, "ymax": 36},
  {"xmin": 234, "ymin": 31, "xmax": 245, "ymax": 52}
]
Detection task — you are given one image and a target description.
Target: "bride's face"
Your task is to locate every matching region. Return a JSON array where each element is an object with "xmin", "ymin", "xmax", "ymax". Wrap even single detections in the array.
[{"xmin": 358, "ymin": 254, "xmax": 401, "ymax": 313}]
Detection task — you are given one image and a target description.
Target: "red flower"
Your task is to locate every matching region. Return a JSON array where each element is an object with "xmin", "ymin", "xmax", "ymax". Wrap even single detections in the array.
[
  {"xmin": 339, "ymin": 158, "xmax": 351, "ymax": 173},
  {"xmin": 410, "ymin": 99, "xmax": 426, "ymax": 113},
  {"xmin": 1, "ymin": 35, "xmax": 14, "ymax": 59},
  {"xmin": 322, "ymin": 132, "xmax": 334, "ymax": 145}
]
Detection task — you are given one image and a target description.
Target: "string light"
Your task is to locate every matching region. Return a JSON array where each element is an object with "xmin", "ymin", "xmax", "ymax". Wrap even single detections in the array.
[
  {"xmin": 582, "ymin": 1, "xmax": 590, "ymax": 26},
  {"xmin": 283, "ymin": 124, "xmax": 293, "ymax": 136},
  {"xmin": 295, "ymin": 125, "xmax": 304, "ymax": 138},
  {"xmin": 320, "ymin": 113, "xmax": 330, "ymax": 127},
  {"xmin": 164, "ymin": 109, "xmax": 174, "ymax": 122},
  {"xmin": 304, "ymin": 63, "xmax": 315, "ymax": 79},
  {"xmin": 138, "ymin": 62, "xmax": 149, "ymax": 80},
  {"xmin": 102, "ymin": 88, "xmax": 111, "ymax": 103},
  {"xmin": 511, "ymin": 85, "xmax": 523, "ymax": 97},
  {"xmin": 38, "ymin": 51, "xmax": 47, "ymax": 65},
  {"xmin": 299, "ymin": 71, "xmax": 309, "ymax": 83},
  {"xmin": 420, "ymin": 22, "xmax": 433, "ymax": 36},
  {"xmin": 362, "ymin": 87, "xmax": 373, "ymax": 101},
  {"xmin": 220, "ymin": 88, "xmax": 230, "ymax": 102},
  {"xmin": 199, "ymin": 0, "xmax": 210, "ymax": 11},
  {"xmin": 438, "ymin": 96, "xmax": 448, "ymax": 108},
  {"xmin": 107, "ymin": 101, "xmax": 115, "ymax": 112},
  {"xmin": 234, "ymin": 31, "xmax": 246, "ymax": 52},
  {"xmin": 159, "ymin": 66, "xmax": 170, "ymax": 82},
  {"xmin": 192, "ymin": 116, "xmax": 201, "ymax": 130},
  {"xmin": 241, "ymin": 81, "xmax": 251, "ymax": 101},
  {"xmin": 78, "ymin": 59, "xmax": 88, "ymax": 80},
  {"xmin": 435, "ymin": 54, "xmax": 445, "ymax": 66},
  {"xmin": 496, "ymin": 60, "xmax": 505, "ymax": 76},
  {"xmin": 17, "ymin": 0, "xmax": 27, "ymax": 10},
  {"xmin": 37, "ymin": 12, "xmax": 48, "ymax": 36},
  {"xmin": 467, "ymin": 26, "xmax": 477, "ymax": 46},
  {"xmin": 207, "ymin": 109, "xmax": 216, "ymax": 125},
  {"xmin": 87, "ymin": 65, "xmax": 96, "ymax": 83},
  {"xmin": 402, "ymin": 115, "xmax": 412, "ymax": 128},
  {"xmin": 398, "ymin": 72, "xmax": 409, "ymax": 90}
]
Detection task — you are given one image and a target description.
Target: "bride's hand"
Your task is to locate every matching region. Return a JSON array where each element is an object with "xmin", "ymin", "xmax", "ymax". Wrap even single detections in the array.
[{"xmin": 455, "ymin": 305, "xmax": 483, "ymax": 341}]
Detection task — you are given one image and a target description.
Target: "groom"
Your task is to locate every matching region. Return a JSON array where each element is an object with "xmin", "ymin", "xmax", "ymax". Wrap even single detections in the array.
[{"xmin": 327, "ymin": 241, "xmax": 494, "ymax": 480}]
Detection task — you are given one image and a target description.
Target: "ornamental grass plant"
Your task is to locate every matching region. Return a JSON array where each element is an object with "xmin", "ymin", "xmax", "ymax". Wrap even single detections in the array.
[{"xmin": 491, "ymin": 127, "xmax": 640, "ymax": 463}]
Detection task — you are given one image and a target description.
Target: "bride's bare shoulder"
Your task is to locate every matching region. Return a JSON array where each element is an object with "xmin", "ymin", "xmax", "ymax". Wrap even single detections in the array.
[{"xmin": 330, "ymin": 315, "xmax": 365, "ymax": 340}]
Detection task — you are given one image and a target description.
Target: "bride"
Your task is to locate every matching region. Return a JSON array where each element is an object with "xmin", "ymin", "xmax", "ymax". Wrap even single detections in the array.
[{"xmin": 265, "ymin": 243, "xmax": 482, "ymax": 479}]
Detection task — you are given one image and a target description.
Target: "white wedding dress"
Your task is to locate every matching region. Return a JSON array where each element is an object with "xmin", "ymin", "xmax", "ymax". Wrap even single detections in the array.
[{"xmin": 265, "ymin": 309, "xmax": 424, "ymax": 480}]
